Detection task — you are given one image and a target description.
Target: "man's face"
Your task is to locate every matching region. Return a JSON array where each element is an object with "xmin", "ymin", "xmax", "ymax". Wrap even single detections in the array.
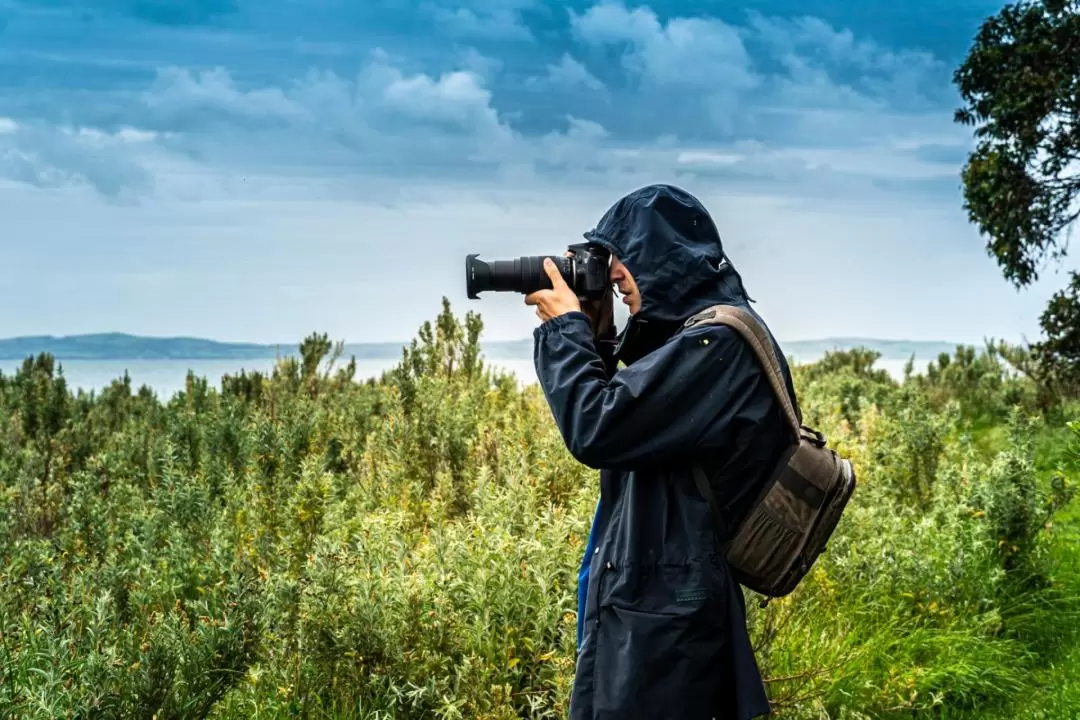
[{"xmin": 609, "ymin": 255, "xmax": 641, "ymax": 315}]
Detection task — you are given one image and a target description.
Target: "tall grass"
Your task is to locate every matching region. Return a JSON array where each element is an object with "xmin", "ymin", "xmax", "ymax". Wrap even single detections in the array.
[{"xmin": 0, "ymin": 300, "xmax": 1077, "ymax": 718}]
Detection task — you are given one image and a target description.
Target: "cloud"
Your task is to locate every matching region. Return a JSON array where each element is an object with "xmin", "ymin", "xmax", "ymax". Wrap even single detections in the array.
[
  {"xmin": 524, "ymin": 53, "xmax": 606, "ymax": 92},
  {"xmin": 548, "ymin": 2, "xmax": 957, "ymax": 151},
  {"xmin": 417, "ymin": 0, "xmax": 543, "ymax": 41},
  {"xmin": 0, "ymin": 118, "xmax": 155, "ymax": 198},
  {"xmin": 125, "ymin": 52, "xmax": 532, "ymax": 184},
  {"xmin": 570, "ymin": 2, "xmax": 757, "ymax": 93},
  {"xmin": 427, "ymin": 6, "xmax": 534, "ymax": 41},
  {"xmin": 0, "ymin": 1, "xmax": 973, "ymax": 208},
  {"xmin": 455, "ymin": 47, "xmax": 504, "ymax": 81},
  {"xmin": 745, "ymin": 13, "xmax": 951, "ymax": 109},
  {"xmin": 130, "ymin": 53, "xmax": 958, "ymax": 204},
  {"xmin": 143, "ymin": 67, "xmax": 311, "ymax": 131}
]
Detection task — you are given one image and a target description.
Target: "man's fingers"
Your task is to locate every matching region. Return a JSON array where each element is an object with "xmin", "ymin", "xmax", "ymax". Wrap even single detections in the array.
[
  {"xmin": 543, "ymin": 258, "xmax": 570, "ymax": 290},
  {"xmin": 525, "ymin": 290, "xmax": 556, "ymax": 308}
]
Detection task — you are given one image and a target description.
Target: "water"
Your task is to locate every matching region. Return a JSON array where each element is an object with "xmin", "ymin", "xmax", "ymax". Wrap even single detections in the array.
[
  {"xmin": 0, "ymin": 357, "xmax": 540, "ymax": 399},
  {"xmin": 0, "ymin": 355, "xmax": 920, "ymax": 399}
]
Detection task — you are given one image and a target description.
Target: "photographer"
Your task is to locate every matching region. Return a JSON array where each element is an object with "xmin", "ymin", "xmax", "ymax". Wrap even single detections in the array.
[{"xmin": 525, "ymin": 184, "xmax": 791, "ymax": 720}]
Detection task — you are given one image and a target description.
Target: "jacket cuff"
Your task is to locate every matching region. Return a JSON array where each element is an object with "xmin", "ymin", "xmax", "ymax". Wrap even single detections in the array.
[
  {"xmin": 534, "ymin": 310, "xmax": 591, "ymax": 337},
  {"xmin": 534, "ymin": 311, "xmax": 620, "ymax": 379}
]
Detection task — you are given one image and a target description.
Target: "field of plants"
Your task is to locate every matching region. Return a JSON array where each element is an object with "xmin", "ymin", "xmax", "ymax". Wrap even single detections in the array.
[{"xmin": 1, "ymin": 298, "xmax": 1079, "ymax": 719}]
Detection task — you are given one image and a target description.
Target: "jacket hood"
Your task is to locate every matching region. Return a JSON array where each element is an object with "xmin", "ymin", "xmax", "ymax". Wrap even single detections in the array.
[{"xmin": 583, "ymin": 184, "xmax": 751, "ymax": 360}]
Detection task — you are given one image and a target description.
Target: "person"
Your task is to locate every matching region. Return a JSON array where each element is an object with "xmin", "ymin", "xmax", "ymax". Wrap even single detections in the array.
[{"xmin": 524, "ymin": 184, "xmax": 796, "ymax": 720}]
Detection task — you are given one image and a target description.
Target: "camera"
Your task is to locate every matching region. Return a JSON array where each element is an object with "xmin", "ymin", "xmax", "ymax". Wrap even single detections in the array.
[{"xmin": 465, "ymin": 242, "xmax": 611, "ymax": 300}]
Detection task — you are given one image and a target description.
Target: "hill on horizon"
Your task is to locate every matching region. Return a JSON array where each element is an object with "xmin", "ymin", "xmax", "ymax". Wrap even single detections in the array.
[{"xmin": 0, "ymin": 332, "xmax": 983, "ymax": 362}]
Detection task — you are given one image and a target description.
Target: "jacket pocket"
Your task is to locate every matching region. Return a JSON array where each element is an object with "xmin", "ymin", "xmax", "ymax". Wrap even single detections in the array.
[{"xmin": 593, "ymin": 598, "xmax": 728, "ymax": 719}]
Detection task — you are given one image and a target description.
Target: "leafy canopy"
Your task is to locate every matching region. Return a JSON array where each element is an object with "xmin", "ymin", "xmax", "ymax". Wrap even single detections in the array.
[
  {"xmin": 955, "ymin": 0, "xmax": 1080, "ymax": 386},
  {"xmin": 954, "ymin": 0, "xmax": 1080, "ymax": 289}
]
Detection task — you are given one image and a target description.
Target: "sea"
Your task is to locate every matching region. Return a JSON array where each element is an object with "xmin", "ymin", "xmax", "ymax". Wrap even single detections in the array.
[{"xmin": 0, "ymin": 355, "xmax": 919, "ymax": 399}]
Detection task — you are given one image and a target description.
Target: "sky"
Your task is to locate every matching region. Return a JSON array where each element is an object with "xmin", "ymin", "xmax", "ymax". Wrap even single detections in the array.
[{"xmin": 0, "ymin": 0, "xmax": 1072, "ymax": 346}]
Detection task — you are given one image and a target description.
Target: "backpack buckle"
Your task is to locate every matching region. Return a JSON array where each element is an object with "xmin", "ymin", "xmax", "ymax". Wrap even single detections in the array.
[{"xmin": 800, "ymin": 426, "xmax": 827, "ymax": 447}]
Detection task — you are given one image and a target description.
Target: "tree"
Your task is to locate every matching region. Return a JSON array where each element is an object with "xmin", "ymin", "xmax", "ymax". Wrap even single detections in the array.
[
  {"xmin": 1033, "ymin": 271, "xmax": 1080, "ymax": 400},
  {"xmin": 954, "ymin": 0, "xmax": 1080, "ymax": 385}
]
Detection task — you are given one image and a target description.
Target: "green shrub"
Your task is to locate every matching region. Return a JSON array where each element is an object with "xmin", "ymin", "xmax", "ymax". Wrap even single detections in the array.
[{"xmin": 1, "ymin": 300, "xmax": 1078, "ymax": 719}]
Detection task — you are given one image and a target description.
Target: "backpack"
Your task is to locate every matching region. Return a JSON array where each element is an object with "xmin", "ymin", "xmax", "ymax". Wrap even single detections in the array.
[{"xmin": 684, "ymin": 304, "xmax": 857, "ymax": 603}]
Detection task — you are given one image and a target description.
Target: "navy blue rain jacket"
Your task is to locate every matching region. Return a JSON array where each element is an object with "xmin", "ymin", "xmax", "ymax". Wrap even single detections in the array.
[{"xmin": 533, "ymin": 184, "xmax": 795, "ymax": 720}]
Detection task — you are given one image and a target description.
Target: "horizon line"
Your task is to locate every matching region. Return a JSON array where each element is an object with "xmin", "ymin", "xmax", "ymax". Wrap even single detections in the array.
[{"xmin": 0, "ymin": 330, "xmax": 1009, "ymax": 348}]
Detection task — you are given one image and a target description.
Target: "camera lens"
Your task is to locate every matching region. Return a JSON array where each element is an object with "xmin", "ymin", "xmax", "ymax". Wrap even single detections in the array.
[{"xmin": 466, "ymin": 254, "xmax": 573, "ymax": 298}]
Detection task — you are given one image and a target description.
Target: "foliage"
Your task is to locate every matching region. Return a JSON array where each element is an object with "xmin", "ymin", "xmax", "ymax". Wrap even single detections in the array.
[
  {"xmin": 1, "ymin": 302, "xmax": 1079, "ymax": 719},
  {"xmin": 954, "ymin": 0, "xmax": 1080, "ymax": 391},
  {"xmin": 788, "ymin": 348, "xmax": 896, "ymax": 434},
  {"xmin": 1029, "ymin": 272, "xmax": 1080, "ymax": 391},
  {"xmin": 954, "ymin": 0, "xmax": 1080, "ymax": 290}
]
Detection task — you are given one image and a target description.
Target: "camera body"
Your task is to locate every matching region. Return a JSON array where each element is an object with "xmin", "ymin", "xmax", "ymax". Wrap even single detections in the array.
[{"xmin": 466, "ymin": 242, "xmax": 611, "ymax": 300}]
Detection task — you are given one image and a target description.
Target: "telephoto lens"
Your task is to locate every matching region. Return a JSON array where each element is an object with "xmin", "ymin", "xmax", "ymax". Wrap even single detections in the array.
[{"xmin": 465, "ymin": 254, "xmax": 573, "ymax": 299}]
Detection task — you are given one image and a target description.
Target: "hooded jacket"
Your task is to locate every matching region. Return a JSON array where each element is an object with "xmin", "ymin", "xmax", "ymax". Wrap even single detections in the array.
[{"xmin": 533, "ymin": 184, "xmax": 795, "ymax": 720}]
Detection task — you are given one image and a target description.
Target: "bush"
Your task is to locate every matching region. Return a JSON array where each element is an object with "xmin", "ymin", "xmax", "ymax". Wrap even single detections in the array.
[{"xmin": 1, "ymin": 300, "xmax": 1077, "ymax": 719}]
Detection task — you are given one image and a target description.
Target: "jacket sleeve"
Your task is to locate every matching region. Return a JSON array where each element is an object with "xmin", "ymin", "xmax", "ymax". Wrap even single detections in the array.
[{"xmin": 532, "ymin": 310, "xmax": 761, "ymax": 471}]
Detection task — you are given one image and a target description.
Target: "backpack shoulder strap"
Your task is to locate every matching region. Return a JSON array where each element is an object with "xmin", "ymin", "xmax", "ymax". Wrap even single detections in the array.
[
  {"xmin": 685, "ymin": 304, "xmax": 801, "ymax": 437},
  {"xmin": 686, "ymin": 304, "xmax": 803, "ymax": 555}
]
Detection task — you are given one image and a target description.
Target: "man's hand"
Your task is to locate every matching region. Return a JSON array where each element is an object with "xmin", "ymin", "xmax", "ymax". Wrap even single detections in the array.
[{"xmin": 525, "ymin": 257, "xmax": 581, "ymax": 323}]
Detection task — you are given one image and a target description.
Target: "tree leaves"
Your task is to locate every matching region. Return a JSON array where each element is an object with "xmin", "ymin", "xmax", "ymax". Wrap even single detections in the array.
[
  {"xmin": 955, "ymin": 0, "xmax": 1080, "ymax": 384},
  {"xmin": 954, "ymin": 0, "xmax": 1080, "ymax": 287}
]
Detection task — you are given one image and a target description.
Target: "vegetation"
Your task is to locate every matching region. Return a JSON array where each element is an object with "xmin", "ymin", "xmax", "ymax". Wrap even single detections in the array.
[
  {"xmin": 1, "ymin": 299, "xmax": 1078, "ymax": 719},
  {"xmin": 954, "ymin": 0, "xmax": 1080, "ymax": 387}
]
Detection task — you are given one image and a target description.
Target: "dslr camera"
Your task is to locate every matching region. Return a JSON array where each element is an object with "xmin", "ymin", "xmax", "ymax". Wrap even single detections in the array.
[{"xmin": 465, "ymin": 242, "xmax": 611, "ymax": 301}]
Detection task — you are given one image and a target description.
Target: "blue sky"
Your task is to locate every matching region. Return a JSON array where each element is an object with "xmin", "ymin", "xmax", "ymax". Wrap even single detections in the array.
[{"xmin": 0, "ymin": 0, "xmax": 1069, "ymax": 345}]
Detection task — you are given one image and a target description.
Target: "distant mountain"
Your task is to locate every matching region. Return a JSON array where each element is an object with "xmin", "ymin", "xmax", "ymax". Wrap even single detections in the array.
[
  {"xmin": 0, "ymin": 333, "xmax": 970, "ymax": 362},
  {"xmin": 0, "ymin": 333, "xmax": 280, "ymax": 360},
  {"xmin": 0, "ymin": 333, "xmax": 411, "ymax": 360}
]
